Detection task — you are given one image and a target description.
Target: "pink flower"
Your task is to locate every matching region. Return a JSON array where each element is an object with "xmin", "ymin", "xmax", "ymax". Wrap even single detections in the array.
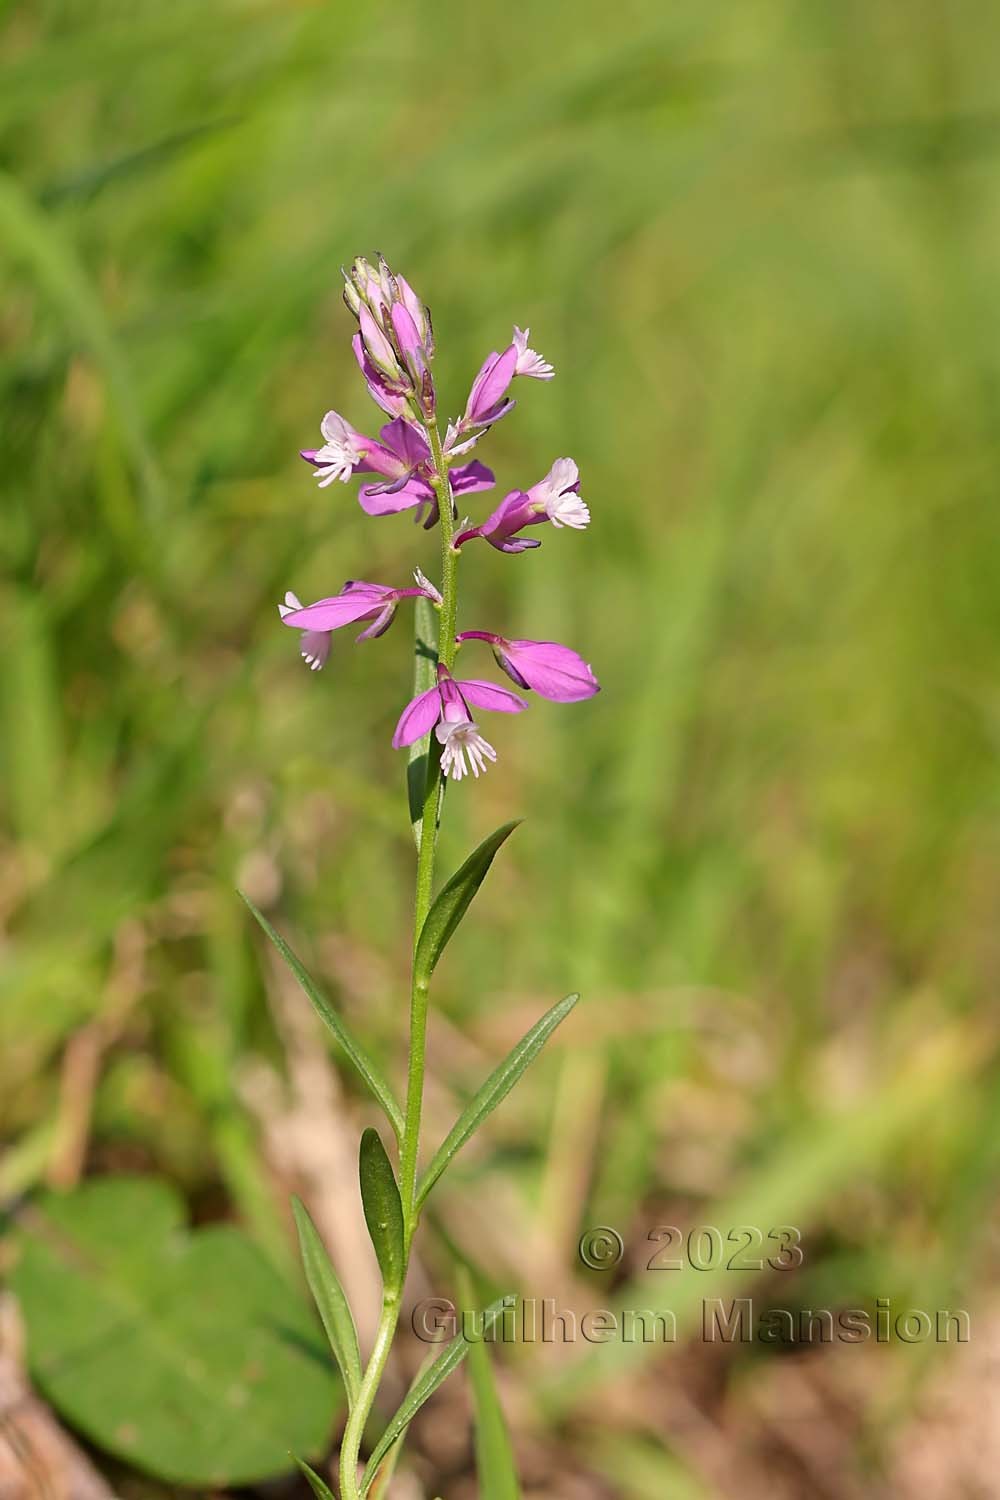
[
  {"xmin": 300, "ymin": 411, "xmax": 371, "ymax": 488},
  {"xmin": 447, "ymin": 326, "xmax": 555, "ymax": 453},
  {"xmin": 454, "ymin": 458, "xmax": 589, "ymax": 553},
  {"xmin": 456, "ymin": 632, "xmax": 599, "ymax": 702},
  {"xmin": 392, "ymin": 664, "xmax": 527, "ymax": 781},
  {"xmin": 279, "ymin": 578, "xmax": 437, "ymax": 669},
  {"xmin": 300, "ymin": 415, "xmax": 494, "ymax": 526}
]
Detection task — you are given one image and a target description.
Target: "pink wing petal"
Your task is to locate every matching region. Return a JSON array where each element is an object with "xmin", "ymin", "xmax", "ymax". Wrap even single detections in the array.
[
  {"xmin": 392, "ymin": 685, "xmax": 443, "ymax": 748},
  {"xmin": 359, "ymin": 477, "xmax": 434, "ymax": 515},
  {"xmin": 450, "ymin": 460, "xmax": 496, "ymax": 495},
  {"xmin": 378, "ymin": 418, "xmax": 431, "ymax": 467},
  {"xmin": 280, "ymin": 586, "xmax": 387, "ymax": 631},
  {"xmin": 504, "ymin": 641, "xmax": 600, "ymax": 701},
  {"xmin": 456, "ymin": 679, "xmax": 529, "ymax": 715}
]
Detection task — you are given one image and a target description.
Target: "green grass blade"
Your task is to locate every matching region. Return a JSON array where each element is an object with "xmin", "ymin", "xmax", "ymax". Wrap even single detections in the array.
[
  {"xmin": 463, "ymin": 1272, "xmax": 521, "ymax": 1500},
  {"xmin": 0, "ymin": 169, "xmax": 163, "ymax": 514},
  {"xmin": 360, "ymin": 1295, "xmax": 511, "ymax": 1496},
  {"xmin": 414, "ymin": 821, "xmax": 521, "ymax": 986},
  {"xmin": 416, "ymin": 993, "xmax": 580, "ymax": 1210},
  {"xmin": 291, "ymin": 1198, "xmax": 361, "ymax": 1409},
  {"xmin": 240, "ymin": 893, "xmax": 404, "ymax": 1141}
]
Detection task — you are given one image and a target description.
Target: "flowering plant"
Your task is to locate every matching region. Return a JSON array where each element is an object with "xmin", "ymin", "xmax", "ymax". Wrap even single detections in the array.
[{"xmin": 245, "ymin": 256, "xmax": 598, "ymax": 1498}]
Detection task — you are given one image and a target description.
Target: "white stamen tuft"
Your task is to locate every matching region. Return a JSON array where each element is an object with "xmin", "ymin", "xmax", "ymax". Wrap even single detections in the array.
[
  {"xmin": 312, "ymin": 412, "xmax": 367, "ymax": 485},
  {"xmin": 547, "ymin": 492, "xmax": 590, "ymax": 530},
  {"xmin": 513, "ymin": 325, "xmax": 554, "ymax": 380},
  {"xmin": 435, "ymin": 719, "xmax": 497, "ymax": 782}
]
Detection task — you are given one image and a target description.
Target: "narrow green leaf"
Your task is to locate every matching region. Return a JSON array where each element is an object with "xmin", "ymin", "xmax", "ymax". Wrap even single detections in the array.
[
  {"xmin": 408, "ymin": 594, "xmax": 438, "ymax": 850},
  {"xmin": 360, "ymin": 1296, "xmax": 512, "ymax": 1495},
  {"xmin": 414, "ymin": 821, "xmax": 521, "ymax": 986},
  {"xmin": 417, "ymin": 993, "xmax": 580, "ymax": 1209},
  {"xmin": 291, "ymin": 1198, "xmax": 362, "ymax": 1409},
  {"xmin": 294, "ymin": 1456, "xmax": 336, "ymax": 1500},
  {"xmin": 464, "ymin": 1274, "xmax": 522, "ymax": 1500},
  {"xmin": 240, "ymin": 893, "xmax": 404, "ymax": 1141},
  {"xmin": 359, "ymin": 1129, "xmax": 405, "ymax": 1298}
]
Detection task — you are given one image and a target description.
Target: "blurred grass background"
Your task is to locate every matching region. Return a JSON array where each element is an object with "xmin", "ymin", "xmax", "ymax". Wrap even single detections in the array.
[{"xmin": 1, "ymin": 0, "xmax": 999, "ymax": 1495}]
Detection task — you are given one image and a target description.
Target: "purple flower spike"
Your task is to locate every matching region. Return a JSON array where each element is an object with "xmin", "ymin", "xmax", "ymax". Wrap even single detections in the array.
[
  {"xmin": 456, "ymin": 632, "xmax": 599, "ymax": 702},
  {"xmin": 287, "ymin": 258, "xmax": 597, "ymax": 788},
  {"xmin": 392, "ymin": 663, "xmax": 527, "ymax": 781},
  {"xmin": 279, "ymin": 579, "xmax": 437, "ymax": 668}
]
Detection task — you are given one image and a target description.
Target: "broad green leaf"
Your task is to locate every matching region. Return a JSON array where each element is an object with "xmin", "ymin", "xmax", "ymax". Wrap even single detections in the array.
[
  {"xmin": 8, "ymin": 1177, "xmax": 339, "ymax": 1487},
  {"xmin": 414, "ymin": 821, "xmax": 521, "ymax": 986},
  {"xmin": 417, "ymin": 993, "xmax": 580, "ymax": 1209},
  {"xmin": 294, "ymin": 1457, "xmax": 337, "ymax": 1500},
  {"xmin": 241, "ymin": 893, "xmax": 404, "ymax": 1141},
  {"xmin": 292, "ymin": 1198, "xmax": 362, "ymax": 1408},
  {"xmin": 361, "ymin": 1296, "xmax": 511, "ymax": 1495},
  {"xmin": 359, "ymin": 1129, "xmax": 405, "ymax": 1298},
  {"xmin": 408, "ymin": 594, "xmax": 439, "ymax": 850},
  {"xmin": 466, "ymin": 1285, "xmax": 522, "ymax": 1500}
]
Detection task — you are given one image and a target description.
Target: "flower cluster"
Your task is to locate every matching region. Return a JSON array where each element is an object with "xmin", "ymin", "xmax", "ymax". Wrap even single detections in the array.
[{"xmin": 281, "ymin": 255, "xmax": 599, "ymax": 781}]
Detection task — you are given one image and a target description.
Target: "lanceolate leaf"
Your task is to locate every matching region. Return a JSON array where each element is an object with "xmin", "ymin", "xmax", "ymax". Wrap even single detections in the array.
[
  {"xmin": 240, "ymin": 893, "xmax": 404, "ymax": 1141},
  {"xmin": 294, "ymin": 1457, "xmax": 337, "ymax": 1500},
  {"xmin": 360, "ymin": 1296, "xmax": 511, "ymax": 1495},
  {"xmin": 414, "ymin": 821, "xmax": 520, "ymax": 987},
  {"xmin": 359, "ymin": 1129, "xmax": 405, "ymax": 1298},
  {"xmin": 291, "ymin": 1198, "xmax": 362, "ymax": 1408},
  {"xmin": 417, "ymin": 993, "xmax": 580, "ymax": 1209}
]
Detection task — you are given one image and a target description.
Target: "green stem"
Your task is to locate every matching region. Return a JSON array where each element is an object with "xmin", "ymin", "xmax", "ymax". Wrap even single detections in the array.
[
  {"xmin": 400, "ymin": 412, "xmax": 456, "ymax": 1236},
  {"xmin": 338, "ymin": 1298, "xmax": 399, "ymax": 1500},
  {"xmin": 341, "ymin": 414, "xmax": 457, "ymax": 1499}
]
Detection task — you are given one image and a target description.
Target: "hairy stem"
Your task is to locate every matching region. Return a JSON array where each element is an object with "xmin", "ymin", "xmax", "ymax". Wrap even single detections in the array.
[
  {"xmin": 338, "ymin": 1298, "xmax": 399, "ymax": 1500},
  {"xmin": 400, "ymin": 411, "xmax": 455, "ymax": 1234}
]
